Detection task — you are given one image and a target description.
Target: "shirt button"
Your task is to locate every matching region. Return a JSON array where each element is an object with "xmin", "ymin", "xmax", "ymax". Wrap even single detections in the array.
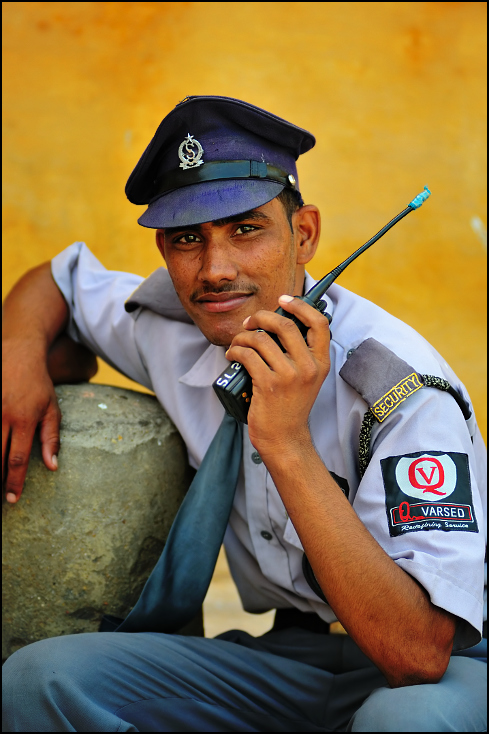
[
  {"xmin": 251, "ymin": 451, "xmax": 263, "ymax": 464},
  {"xmin": 261, "ymin": 530, "xmax": 273, "ymax": 541}
]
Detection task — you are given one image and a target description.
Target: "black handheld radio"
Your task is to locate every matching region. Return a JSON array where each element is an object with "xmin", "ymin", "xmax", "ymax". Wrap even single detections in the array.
[{"xmin": 212, "ymin": 187, "xmax": 431, "ymax": 423}]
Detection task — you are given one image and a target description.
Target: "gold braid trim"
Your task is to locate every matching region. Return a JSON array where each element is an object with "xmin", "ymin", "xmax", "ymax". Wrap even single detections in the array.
[
  {"xmin": 358, "ymin": 375, "xmax": 455, "ymax": 478},
  {"xmin": 359, "ymin": 411, "xmax": 377, "ymax": 478},
  {"xmin": 420, "ymin": 374, "xmax": 451, "ymax": 391}
]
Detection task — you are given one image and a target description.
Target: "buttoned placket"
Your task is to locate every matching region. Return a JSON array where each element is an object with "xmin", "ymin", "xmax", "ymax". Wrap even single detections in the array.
[
  {"xmin": 242, "ymin": 428, "xmax": 296, "ymax": 589},
  {"xmin": 174, "ymin": 277, "xmax": 341, "ymax": 598}
]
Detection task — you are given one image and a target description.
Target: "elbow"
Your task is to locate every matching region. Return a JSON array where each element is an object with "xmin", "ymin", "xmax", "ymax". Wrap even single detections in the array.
[
  {"xmin": 387, "ymin": 668, "xmax": 446, "ymax": 689},
  {"xmin": 85, "ymin": 353, "xmax": 99, "ymax": 381},
  {"xmin": 383, "ymin": 611, "xmax": 455, "ymax": 689},
  {"xmin": 385, "ymin": 651, "xmax": 451, "ymax": 689},
  {"xmin": 48, "ymin": 335, "xmax": 98, "ymax": 385}
]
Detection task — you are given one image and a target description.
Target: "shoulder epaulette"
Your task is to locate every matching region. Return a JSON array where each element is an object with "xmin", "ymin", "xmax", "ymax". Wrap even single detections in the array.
[
  {"xmin": 339, "ymin": 338, "xmax": 472, "ymax": 477},
  {"xmin": 339, "ymin": 338, "xmax": 425, "ymax": 423}
]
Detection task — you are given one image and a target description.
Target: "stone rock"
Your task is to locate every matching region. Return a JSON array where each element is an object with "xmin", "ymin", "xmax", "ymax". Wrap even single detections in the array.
[{"xmin": 2, "ymin": 383, "xmax": 201, "ymax": 662}]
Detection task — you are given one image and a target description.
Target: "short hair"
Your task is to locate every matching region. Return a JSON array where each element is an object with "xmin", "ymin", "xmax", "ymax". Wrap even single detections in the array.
[{"xmin": 277, "ymin": 187, "xmax": 304, "ymax": 231}]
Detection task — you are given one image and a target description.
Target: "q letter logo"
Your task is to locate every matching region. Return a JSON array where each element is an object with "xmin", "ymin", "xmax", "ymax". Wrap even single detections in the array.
[{"xmin": 395, "ymin": 454, "xmax": 457, "ymax": 501}]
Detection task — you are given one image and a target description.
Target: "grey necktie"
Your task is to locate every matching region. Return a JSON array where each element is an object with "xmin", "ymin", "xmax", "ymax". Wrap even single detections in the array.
[
  {"xmin": 98, "ymin": 271, "xmax": 244, "ymax": 634},
  {"xmin": 101, "ymin": 413, "xmax": 242, "ymax": 634}
]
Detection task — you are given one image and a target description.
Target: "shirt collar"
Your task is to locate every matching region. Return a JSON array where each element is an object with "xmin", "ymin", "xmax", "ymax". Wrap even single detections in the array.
[
  {"xmin": 124, "ymin": 267, "xmax": 194, "ymax": 324},
  {"xmin": 179, "ymin": 341, "xmax": 228, "ymax": 388}
]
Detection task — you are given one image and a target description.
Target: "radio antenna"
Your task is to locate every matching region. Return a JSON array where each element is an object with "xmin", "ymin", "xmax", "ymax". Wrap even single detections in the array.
[{"xmin": 304, "ymin": 186, "xmax": 431, "ymax": 307}]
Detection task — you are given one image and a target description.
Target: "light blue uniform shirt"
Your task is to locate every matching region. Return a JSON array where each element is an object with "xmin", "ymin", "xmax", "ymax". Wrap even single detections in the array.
[{"xmin": 52, "ymin": 241, "xmax": 487, "ymax": 650}]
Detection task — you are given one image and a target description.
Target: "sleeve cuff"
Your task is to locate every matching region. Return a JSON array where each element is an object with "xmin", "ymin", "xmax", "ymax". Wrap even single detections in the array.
[{"xmin": 51, "ymin": 241, "xmax": 86, "ymax": 343}]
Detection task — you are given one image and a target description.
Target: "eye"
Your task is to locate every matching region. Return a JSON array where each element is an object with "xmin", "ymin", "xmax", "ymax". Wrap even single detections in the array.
[
  {"xmin": 234, "ymin": 224, "xmax": 258, "ymax": 235},
  {"xmin": 173, "ymin": 233, "xmax": 202, "ymax": 245}
]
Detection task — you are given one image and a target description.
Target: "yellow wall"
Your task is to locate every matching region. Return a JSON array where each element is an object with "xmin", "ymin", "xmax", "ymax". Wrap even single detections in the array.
[{"xmin": 3, "ymin": 1, "xmax": 487, "ymax": 439}]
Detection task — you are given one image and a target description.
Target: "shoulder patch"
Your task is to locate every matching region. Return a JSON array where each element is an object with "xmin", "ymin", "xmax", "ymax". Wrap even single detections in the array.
[
  {"xmin": 380, "ymin": 450, "xmax": 478, "ymax": 536},
  {"xmin": 339, "ymin": 338, "xmax": 423, "ymax": 422}
]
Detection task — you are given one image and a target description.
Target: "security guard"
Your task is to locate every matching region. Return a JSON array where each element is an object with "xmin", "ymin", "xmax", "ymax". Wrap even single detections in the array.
[{"xmin": 2, "ymin": 96, "xmax": 486, "ymax": 732}]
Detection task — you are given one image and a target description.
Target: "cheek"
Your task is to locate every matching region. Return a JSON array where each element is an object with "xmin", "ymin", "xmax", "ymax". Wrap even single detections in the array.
[
  {"xmin": 254, "ymin": 236, "xmax": 293, "ymax": 275},
  {"xmin": 267, "ymin": 242, "xmax": 297, "ymax": 287},
  {"xmin": 165, "ymin": 256, "xmax": 199, "ymax": 296},
  {"xmin": 252, "ymin": 254, "xmax": 296, "ymax": 309}
]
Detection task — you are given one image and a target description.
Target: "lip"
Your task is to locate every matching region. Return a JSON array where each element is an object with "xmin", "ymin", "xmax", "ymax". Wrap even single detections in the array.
[{"xmin": 194, "ymin": 293, "xmax": 253, "ymax": 313}]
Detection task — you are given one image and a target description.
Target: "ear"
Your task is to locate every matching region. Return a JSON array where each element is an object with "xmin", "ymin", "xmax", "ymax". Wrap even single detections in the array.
[
  {"xmin": 155, "ymin": 229, "xmax": 166, "ymax": 261},
  {"xmin": 292, "ymin": 205, "xmax": 321, "ymax": 265}
]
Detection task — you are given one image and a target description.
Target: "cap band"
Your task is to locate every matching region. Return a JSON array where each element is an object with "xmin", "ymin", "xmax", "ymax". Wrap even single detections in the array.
[{"xmin": 152, "ymin": 159, "xmax": 295, "ymax": 201}]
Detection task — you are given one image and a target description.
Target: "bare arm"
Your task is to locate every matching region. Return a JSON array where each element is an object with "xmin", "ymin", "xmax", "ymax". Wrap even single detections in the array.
[
  {"xmin": 265, "ymin": 443, "xmax": 455, "ymax": 688},
  {"xmin": 2, "ymin": 262, "xmax": 97, "ymax": 503},
  {"xmin": 226, "ymin": 295, "xmax": 456, "ymax": 688}
]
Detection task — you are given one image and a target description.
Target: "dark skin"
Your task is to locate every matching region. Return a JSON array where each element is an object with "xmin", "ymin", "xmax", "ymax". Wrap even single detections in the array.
[
  {"xmin": 2, "ymin": 264, "xmax": 98, "ymax": 499},
  {"xmin": 2, "ymin": 197, "xmax": 455, "ymax": 687},
  {"xmin": 155, "ymin": 201, "xmax": 318, "ymax": 347}
]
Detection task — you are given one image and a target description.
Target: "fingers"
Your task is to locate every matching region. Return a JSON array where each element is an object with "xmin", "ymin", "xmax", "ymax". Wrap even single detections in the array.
[
  {"xmin": 226, "ymin": 299, "xmax": 331, "ymax": 397},
  {"xmin": 277, "ymin": 296, "xmax": 331, "ymax": 359},
  {"xmin": 228, "ymin": 326, "xmax": 290, "ymax": 374},
  {"xmin": 39, "ymin": 400, "xmax": 61, "ymax": 472},
  {"xmin": 240, "ymin": 296, "xmax": 330, "ymax": 366},
  {"xmin": 3, "ymin": 393, "xmax": 61, "ymax": 504},
  {"xmin": 226, "ymin": 342, "xmax": 277, "ymax": 386},
  {"xmin": 2, "ymin": 420, "xmax": 10, "ymax": 484},
  {"xmin": 3, "ymin": 421, "xmax": 37, "ymax": 503}
]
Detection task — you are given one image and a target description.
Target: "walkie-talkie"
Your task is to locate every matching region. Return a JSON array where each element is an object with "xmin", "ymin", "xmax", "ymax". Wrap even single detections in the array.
[{"xmin": 213, "ymin": 187, "xmax": 431, "ymax": 423}]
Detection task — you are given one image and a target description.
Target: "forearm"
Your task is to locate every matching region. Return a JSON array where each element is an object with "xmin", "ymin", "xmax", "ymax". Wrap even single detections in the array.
[
  {"xmin": 3, "ymin": 262, "xmax": 69, "ymax": 358},
  {"xmin": 226, "ymin": 295, "xmax": 455, "ymax": 685},
  {"xmin": 3, "ymin": 262, "xmax": 97, "ymax": 501},
  {"xmin": 263, "ymin": 436, "xmax": 456, "ymax": 687}
]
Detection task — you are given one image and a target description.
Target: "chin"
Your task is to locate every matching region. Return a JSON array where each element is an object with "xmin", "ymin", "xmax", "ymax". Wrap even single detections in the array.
[
  {"xmin": 194, "ymin": 317, "xmax": 237, "ymax": 349},
  {"xmin": 208, "ymin": 336, "xmax": 232, "ymax": 348},
  {"xmin": 202, "ymin": 327, "xmax": 234, "ymax": 349}
]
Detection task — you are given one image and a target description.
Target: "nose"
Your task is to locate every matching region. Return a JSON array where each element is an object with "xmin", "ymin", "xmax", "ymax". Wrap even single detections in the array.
[{"xmin": 198, "ymin": 235, "xmax": 239, "ymax": 286}]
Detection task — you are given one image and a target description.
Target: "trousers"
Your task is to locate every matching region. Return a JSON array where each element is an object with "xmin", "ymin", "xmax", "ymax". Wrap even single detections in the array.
[{"xmin": 2, "ymin": 627, "xmax": 487, "ymax": 732}]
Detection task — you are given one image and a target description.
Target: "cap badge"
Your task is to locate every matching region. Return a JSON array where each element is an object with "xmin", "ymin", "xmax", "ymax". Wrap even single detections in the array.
[{"xmin": 178, "ymin": 133, "xmax": 204, "ymax": 170}]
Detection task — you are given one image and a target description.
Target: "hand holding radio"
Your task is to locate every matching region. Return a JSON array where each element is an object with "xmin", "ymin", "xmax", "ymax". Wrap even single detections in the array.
[
  {"xmin": 224, "ymin": 293, "xmax": 331, "ymax": 458},
  {"xmin": 213, "ymin": 187, "xmax": 431, "ymax": 424}
]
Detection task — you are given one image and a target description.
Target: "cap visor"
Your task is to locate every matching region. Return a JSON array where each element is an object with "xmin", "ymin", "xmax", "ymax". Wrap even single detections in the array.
[{"xmin": 138, "ymin": 179, "xmax": 284, "ymax": 228}]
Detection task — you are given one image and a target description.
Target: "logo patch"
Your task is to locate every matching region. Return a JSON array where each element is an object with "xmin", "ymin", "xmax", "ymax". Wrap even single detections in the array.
[
  {"xmin": 371, "ymin": 372, "xmax": 423, "ymax": 422},
  {"xmin": 380, "ymin": 450, "xmax": 477, "ymax": 536}
]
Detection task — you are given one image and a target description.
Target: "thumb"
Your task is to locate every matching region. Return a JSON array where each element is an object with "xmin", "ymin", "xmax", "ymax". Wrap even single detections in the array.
[{"xmin": 39, "ymin": 402, "xmax": 61, "ymax": 471}]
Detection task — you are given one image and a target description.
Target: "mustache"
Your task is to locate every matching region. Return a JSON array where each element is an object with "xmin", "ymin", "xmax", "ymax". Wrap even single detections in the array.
[{"xmin": 190, "ymin": 282, "xmax": 259, "ymax": 302}]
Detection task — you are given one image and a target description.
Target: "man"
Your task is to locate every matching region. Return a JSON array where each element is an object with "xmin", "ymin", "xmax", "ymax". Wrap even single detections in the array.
[{"xmin": 2, "ymin": 96, "xmax": 487, "ymax": 732}]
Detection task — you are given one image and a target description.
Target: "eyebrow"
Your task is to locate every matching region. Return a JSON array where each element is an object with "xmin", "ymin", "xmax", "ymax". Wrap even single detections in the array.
[{"xmin": 164, "ymin": 209, "xmax": 271, "ymax": 235}]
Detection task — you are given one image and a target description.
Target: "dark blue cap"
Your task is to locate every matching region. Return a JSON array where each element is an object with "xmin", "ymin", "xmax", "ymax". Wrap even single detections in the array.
[{"xmin": 125, "ymin": 95, "xmax": 315, "ymax": 228}]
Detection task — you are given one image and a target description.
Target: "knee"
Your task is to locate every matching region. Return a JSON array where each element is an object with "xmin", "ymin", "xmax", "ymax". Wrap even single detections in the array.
[
  {"xmin": 348, "ymin": 657, "xmax": 487, "ymax": 733},
  {"xmin": 3, "ymin": 637, "xmax": 68, "ymax": 700},
  {"xmin": 349, "ymin": 684, "xmax": 437, "ymax": 732},
  {"xmin": 3, "ymin": 633, "xmax": 97, "ymax": 709},
  {"xmin": 3, "ymin": 635, "xmax": 102, "ymax": 732}
]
